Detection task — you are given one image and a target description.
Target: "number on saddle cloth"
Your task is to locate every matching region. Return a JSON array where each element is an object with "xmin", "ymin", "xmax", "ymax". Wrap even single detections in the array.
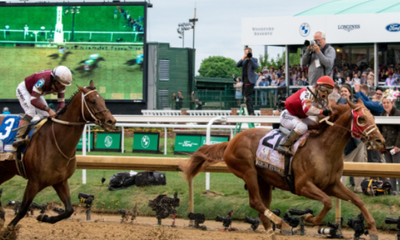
[
  {"xmin": 0, "ymin": 116, "xmax": 20, "ymax": 152},
  {"xmin": 262, "ymin": 130, "xmax": 285, "ymax": 150}
]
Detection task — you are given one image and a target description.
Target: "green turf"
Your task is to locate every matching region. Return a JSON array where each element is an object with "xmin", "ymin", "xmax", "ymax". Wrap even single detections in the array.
[{"xmin": 0, "ymin": 6, "xmax": 144, "ymax": 43}]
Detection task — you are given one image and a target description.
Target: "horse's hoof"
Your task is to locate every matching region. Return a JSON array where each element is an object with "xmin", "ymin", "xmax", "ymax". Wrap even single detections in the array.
[
  {"xmin": 369, "ymin": 234, "xmax": 379, "ymax": 240},
  {"xmin": 37, "ymin": 215, "xmax": 48, "ymax": 222}
]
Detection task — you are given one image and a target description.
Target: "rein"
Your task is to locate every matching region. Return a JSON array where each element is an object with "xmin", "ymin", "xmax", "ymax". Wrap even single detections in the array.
[
  {"xmin": 50, "ymin": 89, "xmax": 109, "ymax": 163},
  {"xmin": 319, "ymin": 107, "xmax": 377, "ymax": 145}
]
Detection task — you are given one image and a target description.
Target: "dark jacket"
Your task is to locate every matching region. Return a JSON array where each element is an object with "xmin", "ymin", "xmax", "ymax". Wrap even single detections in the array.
[
  {"xmin": 379, "ymin": 107, "xmax": 400, "ymax": 149},
  {"xmin": 236, "ymin": 58, "xmax": 258, "ymax": 84},
  {"xmin": 337, "ymin": 97, "xmax": 362, "ymax": 155}
]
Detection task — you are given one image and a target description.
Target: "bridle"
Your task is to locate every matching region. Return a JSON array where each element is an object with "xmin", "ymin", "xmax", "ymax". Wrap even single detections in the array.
[
  {"xmin": 319, "ymin": 104, "xmax": 378, "ymax": 144},
  {"xmin": 51, "ymin": 89, "xmax": 110, "ymax": 163}
]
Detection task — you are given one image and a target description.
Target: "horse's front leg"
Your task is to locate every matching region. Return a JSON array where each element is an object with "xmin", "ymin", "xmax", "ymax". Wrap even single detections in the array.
[
  {"xmin": 37, "ymin": 180, "xmax": 73, "ymax": 224},
  {"xmin": 8, "ymin": 181, "xmax": 40, "ymax": 227},
  {"xmin": 329, "ymin": 183, "xmax": 378, "ymax": 240},
  {"xmin": 296, "ymin": 181, "xmax": 333, "ymax": 225}
]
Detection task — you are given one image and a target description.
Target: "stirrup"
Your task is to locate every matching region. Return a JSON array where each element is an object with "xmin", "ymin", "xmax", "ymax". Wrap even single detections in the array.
[{"xmin": 13, "ymin": 138, "xmax": 29, "ymax": 148}]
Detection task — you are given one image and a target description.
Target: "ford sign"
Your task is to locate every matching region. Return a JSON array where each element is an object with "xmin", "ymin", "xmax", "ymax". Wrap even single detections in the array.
[{"xmin": 386, "ymin": 23, "xmax": 400, "ymax": 32}]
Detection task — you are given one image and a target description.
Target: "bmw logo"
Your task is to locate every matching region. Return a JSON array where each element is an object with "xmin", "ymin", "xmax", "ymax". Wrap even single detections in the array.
[{"xmin": 299, "ymin": 23, "xmax": 311, "ymax": 37}]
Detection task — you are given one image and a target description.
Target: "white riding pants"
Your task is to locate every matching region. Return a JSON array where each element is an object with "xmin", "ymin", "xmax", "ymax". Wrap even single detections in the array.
[
  {"xmin": 16, "ymin": 81, "xmax": 49, "ymax": 119},
  {"xmin": 280, "ymin": 109, "xmax": 308, "ymax": 135}
]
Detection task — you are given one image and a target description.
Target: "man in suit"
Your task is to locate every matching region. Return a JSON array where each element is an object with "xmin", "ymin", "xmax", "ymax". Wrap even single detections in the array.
[{"xmin": 236, "ymin": 47, "xmax": 258, "ymax": 115}]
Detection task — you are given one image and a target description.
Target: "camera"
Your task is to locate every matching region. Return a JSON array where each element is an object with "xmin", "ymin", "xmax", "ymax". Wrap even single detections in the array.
[
  {"xmin": 246, "ymin": 52, "xmax": 252, "ymax": 58},
  {"xmin": 318, "ymin": 221, "xmax": 342, "ymax": 238},
  {"xmin": 78, "ymin": 193, "xmax": 94, "ymax": 221},
  {"xmin": 244, "ymin": 216, "xmax": 260, "ymax": 231},
  {"xmin": 188, "ymin": 213, "xmax": 207, "ymax": 230},
  {"xmin": 304, "ymin": 39, "xmax": 320, "ymax": 47},
  {"xmin": 385, "ymin": 217, "xmax": 400, "ymax": 239},
  {"xmin": 78, "ymin": 193, "xmax": 94, "ymax": 205},
  {"xmin": 348, "ymin": 213, "xmax": 368, "ymax": 239}
]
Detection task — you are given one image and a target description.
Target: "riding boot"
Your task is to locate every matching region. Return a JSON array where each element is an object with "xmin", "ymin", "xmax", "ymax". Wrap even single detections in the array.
[
  {"xmin": 12, "ymin": 120, "xmax": 30, "ymax": 148},
  {"xmin": 276, "ymin": 130, "xmax": 301, "ymax": 156}
]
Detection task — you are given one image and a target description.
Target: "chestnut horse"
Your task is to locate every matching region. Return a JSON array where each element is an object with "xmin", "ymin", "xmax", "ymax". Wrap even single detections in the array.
[
  {"xmin": 0, "ymin": 80, "xmax": 116, "ymax": 229},
  {"xmin": 180, "ymin": 99, "xmax": 385, "ymax": 240}
]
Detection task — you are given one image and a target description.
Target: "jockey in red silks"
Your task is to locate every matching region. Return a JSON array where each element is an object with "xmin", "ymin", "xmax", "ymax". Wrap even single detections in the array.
[
  {"xmin": 13, "ymin": 66, "xmax": 72, "ymax": 147},
  {"xmin": 276, "ymin": 76, "xmax": 335, "ymax": 155}
]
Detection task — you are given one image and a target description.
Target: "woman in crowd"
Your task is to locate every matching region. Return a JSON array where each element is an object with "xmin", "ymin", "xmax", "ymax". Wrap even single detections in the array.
[
  {"xmin": 337, "ymin": 83, "xmax": 364, "ymax": 193},
  {"xmin": 379, "ymin": 89, "xmax": 400, "ymax": 195},
  {"xmin": 233, "ymin": 76, "xmax": 243, "ymax": 106}
]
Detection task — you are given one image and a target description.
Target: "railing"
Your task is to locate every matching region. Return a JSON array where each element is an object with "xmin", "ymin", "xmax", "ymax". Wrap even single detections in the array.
[
  {"xmin": 0, "ymin": 29, "xmax": 143, "ymax": 43},
  {"xmin": 142, "ymin": 110, "xmax": 264, "ymax": 117}
]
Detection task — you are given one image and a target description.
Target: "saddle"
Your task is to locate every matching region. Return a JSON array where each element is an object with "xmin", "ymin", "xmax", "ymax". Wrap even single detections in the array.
[
  {"xmin": 256, "ymin": 128, "xmax": 310, "ymax": 194},
  {"xmin": 0, "ymin": 116, "xmax": 48, "ymax": 178}
]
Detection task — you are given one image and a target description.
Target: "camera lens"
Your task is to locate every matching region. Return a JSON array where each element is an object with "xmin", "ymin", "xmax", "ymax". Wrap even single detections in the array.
[{"xmin": 247, "ymin": 52, "xmax": 252, "ymax": 58}]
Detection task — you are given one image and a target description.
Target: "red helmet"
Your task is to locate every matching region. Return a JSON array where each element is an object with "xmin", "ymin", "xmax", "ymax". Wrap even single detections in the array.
[{"xmin": 316, "ymin": 76, "xmax": 334, "ymax": 88}]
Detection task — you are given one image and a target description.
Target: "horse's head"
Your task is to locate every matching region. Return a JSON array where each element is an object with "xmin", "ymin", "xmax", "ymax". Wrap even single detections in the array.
[
  {"xmin": 347, "ymin": 98, "xmax": 385, "ymax": 151},
  {"xmin": 78, "ymin": 80, "xmax": 116, "ymax": 131}
]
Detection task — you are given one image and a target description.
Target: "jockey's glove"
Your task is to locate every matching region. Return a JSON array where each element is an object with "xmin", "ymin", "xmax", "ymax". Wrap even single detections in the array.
[{"xmin": 322, "ymin": 109, "xmax": 332, "ymax": 116}]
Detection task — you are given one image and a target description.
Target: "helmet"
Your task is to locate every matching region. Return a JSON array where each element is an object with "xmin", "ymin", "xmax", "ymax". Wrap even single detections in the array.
[
  {"xmin": 316, "ymin": 76, "xmax": 334, "ymax": 88},
  {"xmin": 52, "ymin": 66, "xmax": 72, "ymax": 86}
]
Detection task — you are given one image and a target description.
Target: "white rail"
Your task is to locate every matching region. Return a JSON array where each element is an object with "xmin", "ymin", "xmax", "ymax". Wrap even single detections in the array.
[{"xmin": 141, "ymin": 110, "xmax": 263, "ymax": 117}]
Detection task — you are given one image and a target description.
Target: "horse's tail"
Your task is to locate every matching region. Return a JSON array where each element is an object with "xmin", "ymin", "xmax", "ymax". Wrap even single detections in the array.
[{"xmin": 179, "ymin": 142, "xmax": 229, "ymax": 181}]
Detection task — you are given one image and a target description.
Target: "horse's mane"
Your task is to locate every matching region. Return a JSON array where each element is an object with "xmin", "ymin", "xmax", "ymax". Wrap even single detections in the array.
[
  {"xmin": 311, "ymin": 103, "xmax": 351, "ymax": 136},
  {"xmin": 56, "ymin": 86, "xmax": 96, "ymax": 117}
]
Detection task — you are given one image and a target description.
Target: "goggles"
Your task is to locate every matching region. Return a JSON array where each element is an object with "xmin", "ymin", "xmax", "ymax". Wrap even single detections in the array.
[{"xmin": 318, "ymin": 85, "xmax": 333, "ymax": 94}]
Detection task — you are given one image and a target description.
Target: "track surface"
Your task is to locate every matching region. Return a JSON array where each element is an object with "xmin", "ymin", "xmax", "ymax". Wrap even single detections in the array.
[{"xmin": 0, "ymin": 209, "xmax": 396, "ymax": 240}]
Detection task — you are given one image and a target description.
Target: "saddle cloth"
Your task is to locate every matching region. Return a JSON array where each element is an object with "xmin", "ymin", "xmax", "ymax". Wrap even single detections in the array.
[
  {"xmin": 0, "ymin": 116, "xmax": 47, "ymax": 161},
  {"xmin": 255, "ymin": 129, "xmax": 309, "ymax": 176}
]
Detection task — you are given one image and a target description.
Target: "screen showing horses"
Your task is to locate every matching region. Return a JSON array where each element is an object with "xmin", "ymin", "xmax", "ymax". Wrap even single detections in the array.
[{"xmin": 0, "ymin": 3, "xmax": 145, "ymax": 101}]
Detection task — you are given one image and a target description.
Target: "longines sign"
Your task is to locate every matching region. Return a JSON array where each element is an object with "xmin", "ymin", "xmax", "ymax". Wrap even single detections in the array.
[{"xmin": 338, "ymin": 25, "xmax": 360, "ymax": 32}]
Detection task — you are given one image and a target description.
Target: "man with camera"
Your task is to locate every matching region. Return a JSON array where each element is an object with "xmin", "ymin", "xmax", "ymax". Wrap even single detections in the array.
[
  {"xmin": 302, "ymin": 31, "xmax": 336, "ymax": 86},
  {"xmin": 236, "ymin": 47, "xmax": 258, "ymax": 115}
]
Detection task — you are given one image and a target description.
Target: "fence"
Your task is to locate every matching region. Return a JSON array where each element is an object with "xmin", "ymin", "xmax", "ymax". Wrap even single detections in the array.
[{"xmin": 0, "ymin": 29, "xmax": 143, "ymax": 43}]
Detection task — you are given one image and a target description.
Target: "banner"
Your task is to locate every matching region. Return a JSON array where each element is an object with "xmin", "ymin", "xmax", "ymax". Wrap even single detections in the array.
[
  {"xmin": 132, "ymin": 132, "xmax": 160, "ymax": 153},
  {"xmin": 94, "ymin": 132, "xmax": 121, "ymax": 152},
  {"xmin": 174, "ymin": 134, "xmax": 230, "ymax": 154},
  {"xmin": 77, "ymin": 132, "xmax": 94, "ymax": 151}
]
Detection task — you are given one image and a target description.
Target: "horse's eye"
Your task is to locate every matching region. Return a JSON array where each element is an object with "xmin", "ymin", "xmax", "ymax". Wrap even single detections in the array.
[
  {"xmin": 91, "ymin": 99, "xmax": 96, "ymax": 104},
  {"xmin": 357, "ymin": 116, "xmax": 367, "ymax": 126}
]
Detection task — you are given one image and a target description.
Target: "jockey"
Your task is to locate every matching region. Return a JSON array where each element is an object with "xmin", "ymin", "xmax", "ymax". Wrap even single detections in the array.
[
  {"xmin": 276, "ymin": 76, "xmax": 334, "ymax": 155},
  {"xmin": 13, "ymin": 66, "xmax": 72, "ymax": 147},
  {"xmin": 84, "ymin": 54, "xmax": 99, "ymax": 71}
]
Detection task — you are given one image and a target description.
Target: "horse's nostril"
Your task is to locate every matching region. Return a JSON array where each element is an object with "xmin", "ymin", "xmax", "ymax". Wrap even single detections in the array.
[
  {"xmin": 107, "ymin": 120, "xmax": 113, "ymax": 125},
  {"xmin": 375, "ymin": 139, "xmax": 382, "ymax": 143}
]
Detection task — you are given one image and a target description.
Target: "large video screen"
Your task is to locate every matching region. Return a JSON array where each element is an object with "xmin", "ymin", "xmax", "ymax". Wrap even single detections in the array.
[{"xmin": 0, "ymin": 4, "xmax": 145, "ymax": 100}]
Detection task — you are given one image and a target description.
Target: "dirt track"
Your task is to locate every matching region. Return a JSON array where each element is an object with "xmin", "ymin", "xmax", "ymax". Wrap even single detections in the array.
[{"xmin": 0, "ymin": 209, "xmax": 397, "ymax": 240}]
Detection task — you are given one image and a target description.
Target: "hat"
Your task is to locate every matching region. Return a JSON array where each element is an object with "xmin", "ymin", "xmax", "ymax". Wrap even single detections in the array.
[
  {"xmin": 383, "ymin": 89, "xmax": 400, "ymax": 102},
  {"xmin": 3, "ymin": 107, "xmax": 9, "ymax": 112},
  {"xmin": 316, "ymin": 76, "xmax": 334, "ymax": 88},
  {"xmin": 262, "ymin": 76, "xmax": 266, "ymax": 80},
  {"xmin": 388, "ymin": 71, "xmax": 393, "ymax": 75},
  {"xmin": 262, "ymin": 69, "xmax": 269, "ymax": 73}
]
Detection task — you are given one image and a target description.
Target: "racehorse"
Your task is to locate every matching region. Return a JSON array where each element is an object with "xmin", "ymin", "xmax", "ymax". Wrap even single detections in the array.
[
  {"xmin": 180, "ymin": 99, "xmax": 385, "ymax": 240},
  {"xmin": 75, "ymin": 57, "xmax": 106, "ymax": 74},
  {"xmin": 0, "ymin": 80, "xmax": 116, "ymax": 230},
  {"xmin": 125, "ymin": 58, "xmax": 143, "ymax": 71},
  {"xmin": 48, "ymin": 51, "xmax": 73, "ymax": 64}
]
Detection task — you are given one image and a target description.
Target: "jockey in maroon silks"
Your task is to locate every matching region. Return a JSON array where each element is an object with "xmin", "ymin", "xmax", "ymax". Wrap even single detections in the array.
[
  {"xmin": 13, "ymin": 66, "xmax": 72, "ymax": 147},
  {"xmin": 277, "ymin": 76, "xmax": 335, "ymax": 155}
]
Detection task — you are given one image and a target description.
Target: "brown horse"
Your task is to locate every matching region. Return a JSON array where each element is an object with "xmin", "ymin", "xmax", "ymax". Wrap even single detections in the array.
[
  {"xmin": 180, "ymin": 99, "xmax": 385, "ymax": 240},
  {"xmin": 0, "ymin": 80, "xmax": 116, "ymax": 229}
]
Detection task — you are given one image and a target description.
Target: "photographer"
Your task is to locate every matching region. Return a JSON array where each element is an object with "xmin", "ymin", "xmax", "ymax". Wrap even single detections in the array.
[
  {"xmin": 236, "ymin": 47, "xmax": 258, "ymax": 115},
  {"xmin": 301, "ymin": 31, "xmax": 336, "ymax": 86}
]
